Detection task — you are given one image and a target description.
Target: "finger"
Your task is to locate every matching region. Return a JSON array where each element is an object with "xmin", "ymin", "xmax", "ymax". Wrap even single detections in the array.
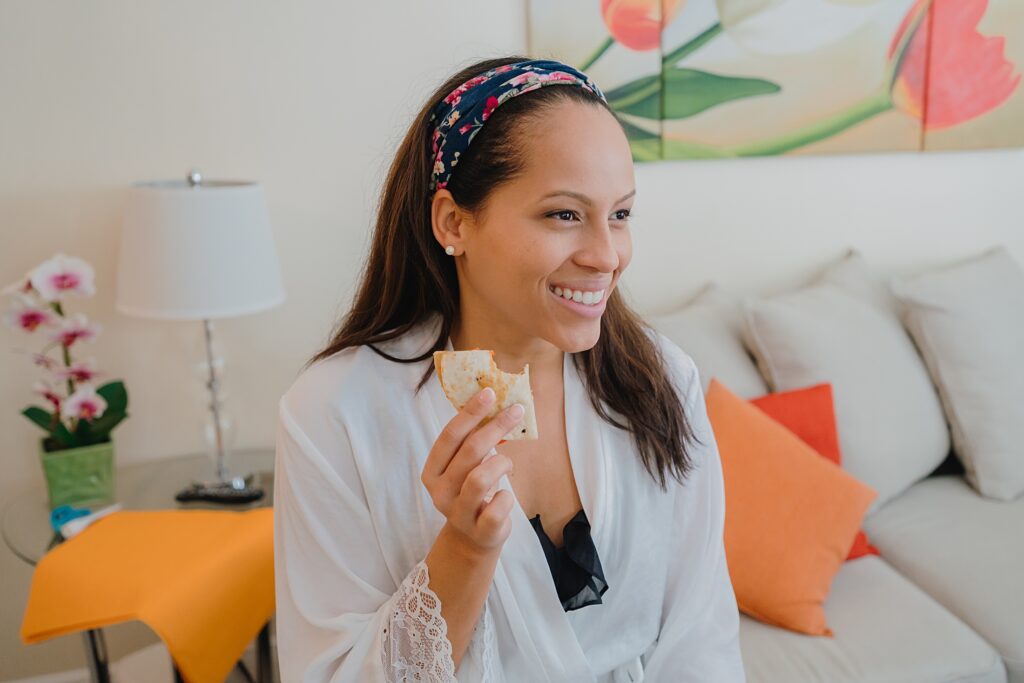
[
  {"xmin": 459, "ymin": 452, "xmax": 513, "ymax": 507},
  {"xmin": 446, "ymin": 403, "xmax": 524, "ymax": 485},
  {"xmin": 454, "ymin": 453, "xmax": 514, "ymax": 530},
  {"xmin": 482, "ymin": 478, "xmax": 500, "ymax": 505},
  {"xmin": 475, "ymin": 490, "xmax": 515, "ymax": 539},
  {"xmin": 478, "ymin": 459, "xmax": 511, "ymax": 509},
  {"xmin": 424, "ymin": 386, "xmax": 497, "ymax": 479}
]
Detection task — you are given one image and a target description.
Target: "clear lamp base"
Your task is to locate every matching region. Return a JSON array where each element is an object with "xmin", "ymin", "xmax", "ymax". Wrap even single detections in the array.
[{"xmin": 175, "ymin": 473, "xmax": 264, "ymax": 505}]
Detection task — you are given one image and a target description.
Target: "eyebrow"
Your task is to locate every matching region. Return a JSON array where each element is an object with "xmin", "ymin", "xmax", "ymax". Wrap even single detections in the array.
[{"xmin": 539, "ymin": 188, "xmax": 636, "ymax": 206}]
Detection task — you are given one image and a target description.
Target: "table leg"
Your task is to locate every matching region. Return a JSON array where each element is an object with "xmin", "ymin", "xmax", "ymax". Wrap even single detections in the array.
[
  {"xmin": 82, "ymin": 628, "xmax": 111, "ymax": 683},
  {"xmin": 257, "ymin": 621, "xmax": 272, "ymax": 682}
]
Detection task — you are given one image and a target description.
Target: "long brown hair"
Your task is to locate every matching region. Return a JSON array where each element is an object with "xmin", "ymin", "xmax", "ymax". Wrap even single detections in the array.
[{"xmin": 307, "ymin": 55, "xmax": 703, "ymax": 491}]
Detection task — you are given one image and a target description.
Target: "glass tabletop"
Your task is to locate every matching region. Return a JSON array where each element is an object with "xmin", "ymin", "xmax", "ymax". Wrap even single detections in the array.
[{"xmin": 2, "ymin": 448, "xmax": 275, "ymax": 567}]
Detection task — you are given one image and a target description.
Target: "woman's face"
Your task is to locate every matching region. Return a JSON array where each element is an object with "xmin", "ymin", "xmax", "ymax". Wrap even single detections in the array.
[{"xmin": 433, "ymin": 100, "xmax": 635, "ymax": 354}]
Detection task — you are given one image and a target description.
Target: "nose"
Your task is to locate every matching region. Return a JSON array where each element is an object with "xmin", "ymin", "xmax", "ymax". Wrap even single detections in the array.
[{"xmin": 576, "ymin": 219, "xmax": 620, "ymax": 273}]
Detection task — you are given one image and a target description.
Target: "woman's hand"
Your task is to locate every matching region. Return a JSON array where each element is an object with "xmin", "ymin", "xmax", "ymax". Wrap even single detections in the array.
[{"xmin": 422, "ymin": 386, "xmax": 523, "ymax": 555}]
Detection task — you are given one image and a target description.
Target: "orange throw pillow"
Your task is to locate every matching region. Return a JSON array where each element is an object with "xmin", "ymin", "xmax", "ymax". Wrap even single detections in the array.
[
  {"xmin": 706, "ymin": 378, "xmax": 878, "ymax": 636},
  {"xmin": 750, "ymin": 383, "xmax": 880, "ymax": 561}
]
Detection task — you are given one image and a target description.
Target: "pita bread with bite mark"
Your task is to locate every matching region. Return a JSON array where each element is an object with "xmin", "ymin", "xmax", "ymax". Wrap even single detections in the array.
[{"xmin": 433, "ymin": 349, "xmax": 539, "ymax": 442}]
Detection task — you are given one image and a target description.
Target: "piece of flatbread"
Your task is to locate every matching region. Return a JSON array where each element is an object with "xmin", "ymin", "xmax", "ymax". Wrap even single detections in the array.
[{"xmin": 433, "ymin": 349, "xmax": 539, "ymax": 441}]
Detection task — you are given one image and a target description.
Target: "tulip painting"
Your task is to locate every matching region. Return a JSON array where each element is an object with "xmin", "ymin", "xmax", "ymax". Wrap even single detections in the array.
[{"xmin": 528, "ymin": 0, "xmax": 1023, "ymax": 158}]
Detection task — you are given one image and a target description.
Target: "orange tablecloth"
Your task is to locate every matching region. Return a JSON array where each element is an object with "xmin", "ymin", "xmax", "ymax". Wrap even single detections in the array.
[{"xmin": 21, "ymin": 508, "xmax": 275, "ymax": 683}]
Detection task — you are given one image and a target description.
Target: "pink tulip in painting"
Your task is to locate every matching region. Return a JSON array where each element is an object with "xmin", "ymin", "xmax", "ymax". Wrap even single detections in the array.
[{"xmin": 890, "ymin": 0, "xmax": 1022, "ymax": 130}]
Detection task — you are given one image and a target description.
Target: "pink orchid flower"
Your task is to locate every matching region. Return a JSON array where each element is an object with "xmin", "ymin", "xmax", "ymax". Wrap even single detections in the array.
[
  {"xmin": 31, "ymin": 352, "xmax": 60, "ymax": 371},
  {"xmin": 9, "ymin": 348, "xmax": 60, "ymax": 370},
  {"xmin": 64, "ymin": 384, "xmax": 107, "ymax": 421},
  {"xmin": 3, "ymin": 294, "xmax": 58, "ymax": 332},
  {"xmin": 1, "ymin": 272, "xmax": 33, "ymax": 296},
  {"xmin": 32, "ymin": 380, "xmax": 63, "ymax": 411},
  {"xmin": 48, "ymin": 312, "xmax": 101, "ymax": 348},
  {"xmin": 29, "ymin": 253, "xmax": 96, "ymax": 302},
  {"xmin": 55, "ymin": 357, "xmax": 101, "ymax": 383}
]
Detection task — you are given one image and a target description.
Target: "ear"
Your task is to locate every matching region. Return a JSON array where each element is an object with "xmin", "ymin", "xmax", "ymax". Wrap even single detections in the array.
[{"xmin": 431, "ymin": 189, "xmax": 470, "ymax": 256}]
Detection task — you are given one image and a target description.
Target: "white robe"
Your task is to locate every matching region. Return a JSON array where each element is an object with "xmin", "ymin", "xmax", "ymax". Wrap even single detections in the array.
[{"xmin": 273, "ymin": 312, "xmax": 746, "ymax": 682}]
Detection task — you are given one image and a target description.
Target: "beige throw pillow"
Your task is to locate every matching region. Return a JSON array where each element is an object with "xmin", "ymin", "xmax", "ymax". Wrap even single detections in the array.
[
  {"xmin": 648, "ymin": 283, "xmax": 769, "ymax": 399},
  {"xmin": 890, "ymin": 245, "xmax": 1024, "ymax": 501},
  {"xmin": 741, "ymin": 249, "xmax": 950, "ymax": 513}
]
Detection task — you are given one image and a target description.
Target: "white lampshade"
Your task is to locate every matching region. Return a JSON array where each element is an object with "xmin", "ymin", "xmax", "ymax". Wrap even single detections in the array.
[{"xmin": 115, "ymin": 177, "xmax": 285, "ymax": 320}]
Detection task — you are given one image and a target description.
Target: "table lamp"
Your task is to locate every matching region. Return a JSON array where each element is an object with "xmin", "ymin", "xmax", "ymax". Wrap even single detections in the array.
[{"xmin": 115, "ymin": 169, "xmax": 285, "ymax": 504}]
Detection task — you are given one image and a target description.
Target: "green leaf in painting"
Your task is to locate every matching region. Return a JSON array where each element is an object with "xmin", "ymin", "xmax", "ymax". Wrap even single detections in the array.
[
  {"xmin": 629, "ymin": 138, "xmax": 662, "ymax": 162},
  {"xmin": 663, "ymin": 68, "xmax": 780, "ymax": 119},
  {"xmin": 607, "ymin": 67, "xmax": 780, "ymax": 120},
  {"xmin": 605, "ymin": 75, "xmax": 662, "ymax": 119},
  {"xmin": 617, "ymin": 116, "xmax": 661, "ymax": 161}
]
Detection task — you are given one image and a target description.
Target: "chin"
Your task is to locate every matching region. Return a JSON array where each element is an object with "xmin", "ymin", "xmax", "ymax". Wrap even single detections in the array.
[{"xmin": 556, "ymin": 321, "xmax": 602, "ymax": 354}]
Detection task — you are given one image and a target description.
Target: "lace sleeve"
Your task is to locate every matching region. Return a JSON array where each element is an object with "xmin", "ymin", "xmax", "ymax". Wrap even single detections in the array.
[{"xmin": 381, "ymin": 559, "xmax": 457, "ymax": 682}]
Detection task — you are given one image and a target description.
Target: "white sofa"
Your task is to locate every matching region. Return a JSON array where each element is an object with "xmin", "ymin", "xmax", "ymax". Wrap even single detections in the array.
[{"xmin": 650, "ymin": 246, "xmax": 1024, "ymax": 683}]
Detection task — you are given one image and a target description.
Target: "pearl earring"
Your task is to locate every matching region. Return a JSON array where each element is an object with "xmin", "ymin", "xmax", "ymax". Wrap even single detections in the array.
[{"xmin": 445, "ymin": 245, "xmax": 455, "ymax": 256}]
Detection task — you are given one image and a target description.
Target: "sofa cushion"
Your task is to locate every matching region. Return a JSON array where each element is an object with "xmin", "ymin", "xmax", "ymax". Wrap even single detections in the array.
[
  {"xmin": 740, "ymin": 249, "xmax": 950, "ymax": 513},
  {"xmin": 750, "ymin": 382, "xmax": 880, "ymax": 561},
  {"xmin": 707, "ymin": 379, "xmax": 877, "ymax": 636},
  {"xmin": 647, "ymin": 282, "xmax": 769, "ymax": 398},
  {"xmin": 890, "ymin": 245, "xmax": 1024, "ymax": 501},
  {"xmin": 740, "ymin": 555, "xmax": 1006, "ymax": 683},
  {"xmin": 864, "ymin": 475, "xmax": 1024, "ymax": 682}
]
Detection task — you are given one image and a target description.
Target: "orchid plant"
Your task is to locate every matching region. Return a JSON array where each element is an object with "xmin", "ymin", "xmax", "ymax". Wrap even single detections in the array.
[{"xmin": 3, "ymin": 254, "xmax": 129, "ymax": 452}]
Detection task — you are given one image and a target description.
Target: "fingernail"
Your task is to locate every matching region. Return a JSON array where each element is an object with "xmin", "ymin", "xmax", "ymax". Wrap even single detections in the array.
[
  {"xmin": 508, "ymin": 403, "xmax": 524, "ymax": 419},
  {"xmin": 480, "ymin": 387, "xmax": 495, "ymax": 404}
]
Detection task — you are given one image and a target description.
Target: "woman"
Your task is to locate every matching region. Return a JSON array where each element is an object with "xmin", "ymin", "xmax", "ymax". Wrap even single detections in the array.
[{"xmin": 273, "ymin": 55, "xmax": 746, "ymax": 682}]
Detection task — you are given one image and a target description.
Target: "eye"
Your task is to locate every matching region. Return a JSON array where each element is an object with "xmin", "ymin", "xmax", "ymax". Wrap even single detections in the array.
[
  {"xmin": 547, "ymin": 209, "xmax": 581, "ymax": 223},
  {"xmin": 545, "ymin": 208, "xmax": 634, "ymax": 223}
]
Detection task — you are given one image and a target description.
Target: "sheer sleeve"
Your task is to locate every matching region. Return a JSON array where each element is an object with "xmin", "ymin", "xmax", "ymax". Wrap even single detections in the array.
[
  {"xmin": 641, "ymin": 340, "xmax": 747, "ymax": 682},
  {"xmin": 274, "ymin": 397, "xmax": 462, "ymax": 682}
]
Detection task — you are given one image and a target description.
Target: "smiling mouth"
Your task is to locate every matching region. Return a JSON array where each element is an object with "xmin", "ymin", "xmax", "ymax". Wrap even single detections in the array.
[{"xmin": 548, "ymin": 285, "xmax": 607, "ymax": 307}]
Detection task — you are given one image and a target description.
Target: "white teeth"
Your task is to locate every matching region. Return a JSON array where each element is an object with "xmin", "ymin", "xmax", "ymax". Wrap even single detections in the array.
[{"xmin": 550, "ymin": 286, "xmax": 606, "ymax": 306}]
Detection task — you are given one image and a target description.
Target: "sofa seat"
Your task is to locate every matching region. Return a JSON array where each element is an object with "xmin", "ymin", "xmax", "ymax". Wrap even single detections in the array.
[
  {"xmin": 739, "ymin": 555, "xmax": 1006, "ymax": 683},
  {"xmin": 864, "ymin": 474, "xmax": 1024, "ymax": 682}
]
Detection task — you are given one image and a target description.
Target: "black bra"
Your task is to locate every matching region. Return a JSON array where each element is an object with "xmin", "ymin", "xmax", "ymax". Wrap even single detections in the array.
[{"xmin": 529, "ymin": 508, "xmax": 609, "ymax": 612}]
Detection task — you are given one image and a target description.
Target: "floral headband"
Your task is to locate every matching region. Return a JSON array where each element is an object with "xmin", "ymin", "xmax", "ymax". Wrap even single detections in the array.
[{"xmin": 427, "ymin": 59, "xmax": 607, "ymax": 195}]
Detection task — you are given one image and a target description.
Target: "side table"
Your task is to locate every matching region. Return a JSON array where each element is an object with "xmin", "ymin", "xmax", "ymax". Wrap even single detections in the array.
[{"xmin": 2, "ymin": 448, "xmax": 276, "ymax": 683}]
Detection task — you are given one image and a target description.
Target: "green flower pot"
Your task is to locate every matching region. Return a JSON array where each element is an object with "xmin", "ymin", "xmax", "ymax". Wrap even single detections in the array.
[{"xmin": 39, "ymin": 439, "xmax": 116, "ymax": 510}]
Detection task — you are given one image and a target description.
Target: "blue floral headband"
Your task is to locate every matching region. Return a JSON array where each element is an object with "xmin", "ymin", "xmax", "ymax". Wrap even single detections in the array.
[{"xmin": 427, "ymin": 59, "xmax": 607, "ymax": 195}]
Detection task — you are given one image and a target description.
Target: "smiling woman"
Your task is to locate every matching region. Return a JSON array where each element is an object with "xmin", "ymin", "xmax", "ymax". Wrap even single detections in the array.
[{"xmin": 273, "ymin": 55, "xmax": 746, "ymax": 683}]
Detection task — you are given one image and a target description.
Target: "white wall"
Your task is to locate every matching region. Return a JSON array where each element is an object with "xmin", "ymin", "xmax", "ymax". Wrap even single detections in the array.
[{"xmin": 2, "ymin": 1, "xmax": 1022, "ymax": 678}]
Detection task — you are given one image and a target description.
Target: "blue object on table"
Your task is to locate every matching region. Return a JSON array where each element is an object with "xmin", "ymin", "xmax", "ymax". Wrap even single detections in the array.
[{"xmin": 49, "ymin": 505, "xmax": 92, "ymax": 534}]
